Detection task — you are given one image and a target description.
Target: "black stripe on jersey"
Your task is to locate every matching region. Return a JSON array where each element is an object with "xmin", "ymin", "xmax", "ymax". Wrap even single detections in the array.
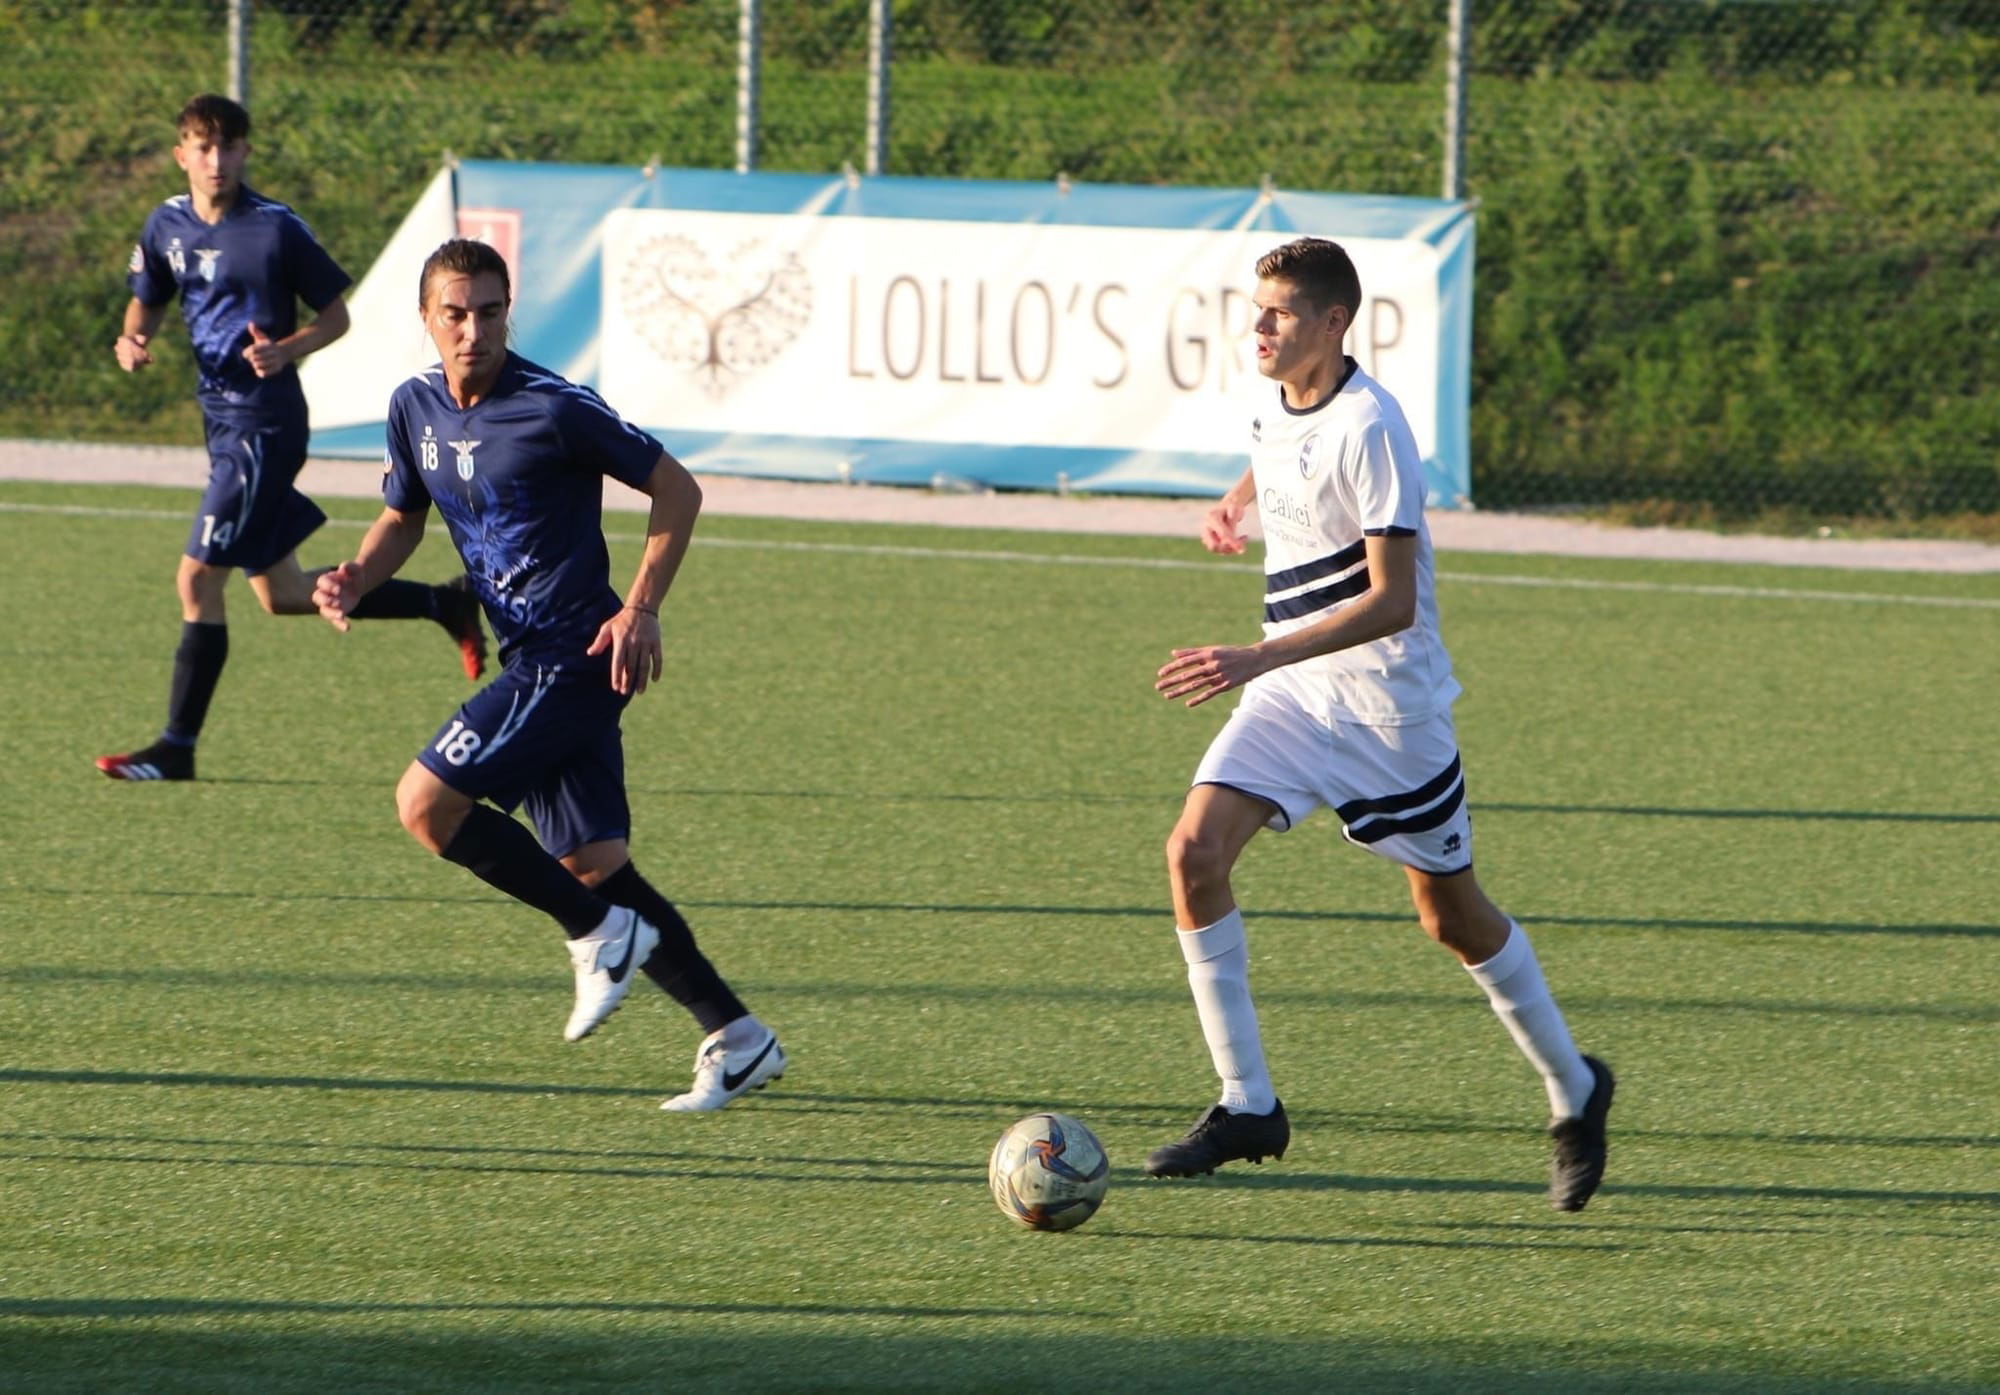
[
  {"xmin": 1335, "ymin": 753, "xmax": 1463, "ymax": 824},
  {"xmin": 1264, "ymin": 540, "xmax": 1366, "ymax": 594},
  {"xmin": 1343, "ymin": 774, "xmax": 1467, "ymax": 845},
  {"xmin": 1363, "ymin": 526, "xmax": 1417, "ymax": 537},
  {"xmin": 1265, "ymin": 570, "xmax": 1371, "ymax": 622}
]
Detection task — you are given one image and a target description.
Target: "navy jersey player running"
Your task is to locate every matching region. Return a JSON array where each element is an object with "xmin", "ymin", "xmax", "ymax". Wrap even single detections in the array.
[
  {"xmin": 97, "ymin": 94, "xmax": 485, "ymax": 783},
  {"xmin": 1144, "ymin": 238, "xmax": 1614, "ymax": 1211},
  {"xmin": 313, "ymin": 238, "xmax": 785, "ymax": 1111}
]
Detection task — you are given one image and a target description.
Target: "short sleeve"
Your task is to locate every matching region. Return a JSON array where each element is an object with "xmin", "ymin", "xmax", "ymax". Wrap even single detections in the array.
[
  {"xmin": 282, "ymin": 212, "xmax": 353, "ymax": 313},
  {"xmin": 1349, "ymin": 418, "xmax": 1424, "ymax": 537},
  {"xmin": 127, "ymin": 211, "xmax": 177, "ymax": 307},
  {"xmin": 555, "ymin": 385, "xmax": 665, "ymax": 489},
  {"xmin": 382, "ymin": 394, "xmax": 432, "ymax": 512}
]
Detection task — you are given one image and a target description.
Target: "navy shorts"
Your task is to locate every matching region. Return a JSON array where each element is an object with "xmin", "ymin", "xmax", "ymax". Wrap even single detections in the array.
[
  {"xmin": 187, "ymin": 411, "xmax": 325, "ymax": 575},
  {"xmin": 417, "ymin": 656, "xmax": 633, "ymax": 859}
]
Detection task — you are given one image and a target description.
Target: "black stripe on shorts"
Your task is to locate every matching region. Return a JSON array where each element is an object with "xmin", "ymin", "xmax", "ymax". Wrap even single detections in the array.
[
  {"xmin": 1344, "ymin": 775, "xmax": 1467, "ymax": 845},
  {"xmin": 1334, "ymin": 753, "xmax": 1463, "ymax": 825}
]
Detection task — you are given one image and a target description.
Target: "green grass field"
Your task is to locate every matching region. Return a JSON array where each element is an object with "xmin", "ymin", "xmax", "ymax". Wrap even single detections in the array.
[{"xmin": 2, "ymin": 479, "xmax": 1996, "ymax": 1393}]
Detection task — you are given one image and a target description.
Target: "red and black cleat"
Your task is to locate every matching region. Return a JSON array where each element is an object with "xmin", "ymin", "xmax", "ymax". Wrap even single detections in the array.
[{"xmin": 95, "ymin": 741, "xmax": 195, "ymax": 782}]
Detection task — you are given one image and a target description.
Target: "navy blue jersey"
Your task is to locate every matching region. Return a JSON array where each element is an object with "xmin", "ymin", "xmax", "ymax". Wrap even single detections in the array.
[
  {"xmin": 128, "ymin": 185, "xmax": 351, "ymax": 418},
  {"xmin": 383, "ymin": 352, "xmax": 664, "ymax": 665}
]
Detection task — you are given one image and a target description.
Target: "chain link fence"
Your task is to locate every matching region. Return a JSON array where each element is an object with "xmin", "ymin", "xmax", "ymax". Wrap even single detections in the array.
[{"xmin": 5, "ymin": 1, "xmax": 1997, "ymax": 524}]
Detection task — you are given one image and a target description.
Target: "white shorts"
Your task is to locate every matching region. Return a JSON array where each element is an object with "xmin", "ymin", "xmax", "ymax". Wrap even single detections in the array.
[{"xmin": 1190, "ymin": 677, "xmax": 1473, "ymax": 874}]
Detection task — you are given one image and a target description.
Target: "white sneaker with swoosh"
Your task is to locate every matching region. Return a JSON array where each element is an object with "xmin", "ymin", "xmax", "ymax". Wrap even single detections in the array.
[
  {"xmin": 660, "ymin": 1027, "xmax": 787, "ymax": 1112},
  {"xmin": 563, "ymin": 907, "xmax": 659, "ymax": 1042}
]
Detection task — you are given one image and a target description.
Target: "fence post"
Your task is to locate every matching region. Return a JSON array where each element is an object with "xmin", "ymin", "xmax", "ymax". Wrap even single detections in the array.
[
  {"xmin": 228, "ymin": 0, "xmax": 250, "ymax": 108},
  {"xmin": 1442, "ymin": 0, "xmax": 1467, "ymax": 201},
  {"xmin": 737, "ymin": 0, "xmax": 760, "ymax": 173},
  {"xmin": 866, "ymin": 0, "xmax": 891, "ymax": 175}
]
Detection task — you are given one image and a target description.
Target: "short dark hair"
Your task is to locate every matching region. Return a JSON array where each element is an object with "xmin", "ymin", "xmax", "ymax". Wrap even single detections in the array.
[
  {"xmin": 419, "ymin": 238, "xmax": 512, "ymax": 310},
  {"xmin": 177, "ymin": 94, "xmax": 249, "ymax": 144},
  {"xmin": 1255, "ymin": 237, "xmax": 1362, "ymax": 320}
]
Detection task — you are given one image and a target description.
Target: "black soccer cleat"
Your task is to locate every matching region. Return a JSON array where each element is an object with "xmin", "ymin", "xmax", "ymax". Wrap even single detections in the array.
[
  {"xmin": 95, "ymin": 740, "xmax": 195, "ymax": 782},
  {"xmin": 436, "ymin": 574, "xmax": 489, "ymax": 680},
  {"xmin": 1144, "ymin": 1099, "xmax": 1290, "ymax": 1178},
  {"xmin": 1549, "ymin": 1055, "xmax": 1615, "ymax": 1212}
]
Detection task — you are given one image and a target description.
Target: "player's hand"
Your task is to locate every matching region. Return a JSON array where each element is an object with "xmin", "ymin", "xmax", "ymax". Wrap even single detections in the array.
[
  {"xmin": 588, "ymin": 606, "xmax": 664, "ymax": 696},
  {"xmin": 114, "ymin": 333, "xmax": 153, "ymax": 372},
  {"xmin": 1157, "ymin": 644, "xmax": 1267, "ymax": 708},
  {"xmin": 1201, "ymin": 500, "xmax": 1248, "ymax": 555},
  {"xmin": 313, "ymin": 561, "xmax": 364, "ymax": 633},
  {"xmin": 242, "ymin": 324, "xmax": 291, "ymax": 378}
]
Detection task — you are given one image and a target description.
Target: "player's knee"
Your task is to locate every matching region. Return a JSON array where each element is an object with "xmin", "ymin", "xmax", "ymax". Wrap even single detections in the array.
[
  {"xmin": 1165, "ymin": 824, "xmax": 1231, "ymax": 898},
  {"xmin": 177, "ymin": 559, "xmax": 226, "ymax": 612},
  {"xmin": 395, "ymin": 776, "xmax": 451, "ymax": 853}
]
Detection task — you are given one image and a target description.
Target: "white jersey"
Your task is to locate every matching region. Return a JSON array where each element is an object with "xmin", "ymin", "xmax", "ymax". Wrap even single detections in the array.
[{"xmin": 1247, "ymin": 358, "xmax": 1459, "ymax": 726}]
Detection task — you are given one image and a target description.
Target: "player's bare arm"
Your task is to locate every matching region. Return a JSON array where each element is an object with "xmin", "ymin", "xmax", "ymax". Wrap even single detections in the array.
[
  {"xmin": 1200, "ymin": 468, "xmax": 1256, "ymax": 555},
  {"xmin": 1157, "ymin": 533, "xmax": 1420, "ymax": 708},
  {"xmin": 114, "ymin": 298, "xmax": 168, "ymax": 372},
  {"xmin": 313, "ymin": 504, "xmax": 429, "ymax": 632},
  {"xmin": 587, "ymin": 450, "xmax": 702, "ymax": 697},
  {"xmin": 243, "ymin": 295, "xmax": 350, "ymax": 379}
]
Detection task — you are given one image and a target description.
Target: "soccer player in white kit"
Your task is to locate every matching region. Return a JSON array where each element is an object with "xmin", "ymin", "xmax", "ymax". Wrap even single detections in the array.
[{"xmin": 1143, "ymin": 238, "xmax": 1614, "ymax": 1212}]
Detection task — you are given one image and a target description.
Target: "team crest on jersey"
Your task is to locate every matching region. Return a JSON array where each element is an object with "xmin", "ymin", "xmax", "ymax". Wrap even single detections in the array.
[
  {"xmin": 1251, "ymin": 416, "xmax": 1262, "ymax": 443},
  {"xmin": 450, "ymin": 439, "xmax": 481, "ymax": 481},
  {"xmin": 194, "ymin": 248, "xmax": 221, "ymax": 282},
  {"xmin": 1298, "ymin": 433, "xmax": 1322, "ymax": 480},
  {"xmin": 166, "ymin": 238, "xmax": 186, "ymax": 276}
]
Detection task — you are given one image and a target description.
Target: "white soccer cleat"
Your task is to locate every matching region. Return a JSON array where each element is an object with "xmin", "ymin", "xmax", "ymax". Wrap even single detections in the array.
[
  {"xmin": 562, "ymin": 907, "xmax": 659, "ymax": 1042},
  {"xmin": 659, "ymin": 1027, "xmax": 787, "ymax": 1112}
]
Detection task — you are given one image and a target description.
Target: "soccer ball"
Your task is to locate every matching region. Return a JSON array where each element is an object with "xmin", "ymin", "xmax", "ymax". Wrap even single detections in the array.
[{"xmin": 987, "ymin": 1112, "xmax": 1110, "ymax": 1232}]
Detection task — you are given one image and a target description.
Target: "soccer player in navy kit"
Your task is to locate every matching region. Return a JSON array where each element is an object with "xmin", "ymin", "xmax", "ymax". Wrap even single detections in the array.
[
  {"xmin": 313, "ymin": 238, "xmax": 785, "ymax": 1111},
  {"xmin": 1143, "ymin": 238, "xmax": 1614, "ymax": 1211},
  {"xmin": 97, "ymin": 94, "xmax": 485, "ymax": 783}
]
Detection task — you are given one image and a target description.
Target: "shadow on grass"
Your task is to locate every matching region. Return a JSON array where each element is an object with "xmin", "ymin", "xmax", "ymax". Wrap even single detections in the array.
[
  {"xmin": 0, "ymin": 1295, "xmax": 1063, "ymax": 1320},
  {"xmin": 14, "ymin": 883, "xmax": 1998, "ymax": 939},
  {"xmin": 2, "ymin": 1111, "xmax": 1994, "ymax": 1208},
  {"xmin": 0, "ymin": 1310, "xmax": 1981, "ymax": 1395},
  {"xmin": 633, "ymin": 783, "xmax": 2000, "ymax": 828},
  {"xmin": 9, "ymin": 963, "xmax": 1994, "ymax": 1025},
  {"xmin": 688, "ymin": 897, "xmax": 2000, "ymax": 941}
]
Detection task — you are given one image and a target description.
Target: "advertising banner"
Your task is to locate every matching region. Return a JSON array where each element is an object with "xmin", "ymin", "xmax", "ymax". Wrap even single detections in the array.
[{"xmin": 304, "ymin": 162, "xmax": 1474, "ymax": 505}]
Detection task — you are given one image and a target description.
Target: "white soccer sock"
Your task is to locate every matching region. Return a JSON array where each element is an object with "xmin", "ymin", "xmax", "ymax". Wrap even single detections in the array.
[
  {"xmin": 1177, "ymin": 910, "xmax": 1276, "ymax": 1115},
  {"xmin": 1465, "ymin": 920, "xmax": 1596, "ymax": 1119}
]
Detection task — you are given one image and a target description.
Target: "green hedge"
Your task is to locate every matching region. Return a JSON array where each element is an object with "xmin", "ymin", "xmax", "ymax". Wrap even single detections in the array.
[{"xmin": 4, "ymin": 1, "xmax": 1996, "ymax": 519}]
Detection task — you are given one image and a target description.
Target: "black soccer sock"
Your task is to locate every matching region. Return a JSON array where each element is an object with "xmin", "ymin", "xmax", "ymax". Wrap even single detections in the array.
[
  {"xmin": 440, "ymin": 804, "xmax": 608, "ymax": 938},
  {"xmin": 348, "ymin": 578, "xmax": 441, "ymax": 621},
  {"xmin": 162, "ymin": 620, "xmax": 229, "ymax": 746},
  {"xmin": 598, "ymin": 862, "xmax": 748, "ymax": 1032}
]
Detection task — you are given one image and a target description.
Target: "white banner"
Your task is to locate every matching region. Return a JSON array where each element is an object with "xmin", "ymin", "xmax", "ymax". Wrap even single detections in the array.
[{"xmin": 599, "ymin": 210, "xmax": 1443, "ymax": 461}]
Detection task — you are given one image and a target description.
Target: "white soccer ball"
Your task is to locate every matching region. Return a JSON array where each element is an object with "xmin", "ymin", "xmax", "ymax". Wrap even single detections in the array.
[{"xmin": 987, "ymin": 1112, "xmax": 1110, "ymax": 1232}]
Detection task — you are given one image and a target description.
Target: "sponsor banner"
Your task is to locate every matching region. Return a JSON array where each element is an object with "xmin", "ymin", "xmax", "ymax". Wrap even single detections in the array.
[
  {"xmin": 599, "ymin": 212, "xmax": 1440, "ymax": 463},
  {"xmin": 306, "ymin": 162, "xmax": 1474, "ymax": 505}
]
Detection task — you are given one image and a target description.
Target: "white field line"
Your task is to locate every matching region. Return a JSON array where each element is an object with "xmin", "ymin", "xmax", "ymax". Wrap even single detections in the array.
[{"xmin": 6, "ymin": 499, "xmax": 1999, "ymax": 611}]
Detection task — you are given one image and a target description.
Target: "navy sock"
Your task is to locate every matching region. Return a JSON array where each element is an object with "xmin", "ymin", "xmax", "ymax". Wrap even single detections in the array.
[
  {"xmin": 348, "ymin": 578, "xmax": 441, "ymax": 621},
  {"xmin": 163, "ymin": 620, "xmax": 228, "ymax": 746},
  {"xmin": 598, "ymin": 862, "xmax": 747, "ymax": 1032},
  {"xmin": 440, "ymin": 805, "xmax": 606, "ymax": 938}
]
